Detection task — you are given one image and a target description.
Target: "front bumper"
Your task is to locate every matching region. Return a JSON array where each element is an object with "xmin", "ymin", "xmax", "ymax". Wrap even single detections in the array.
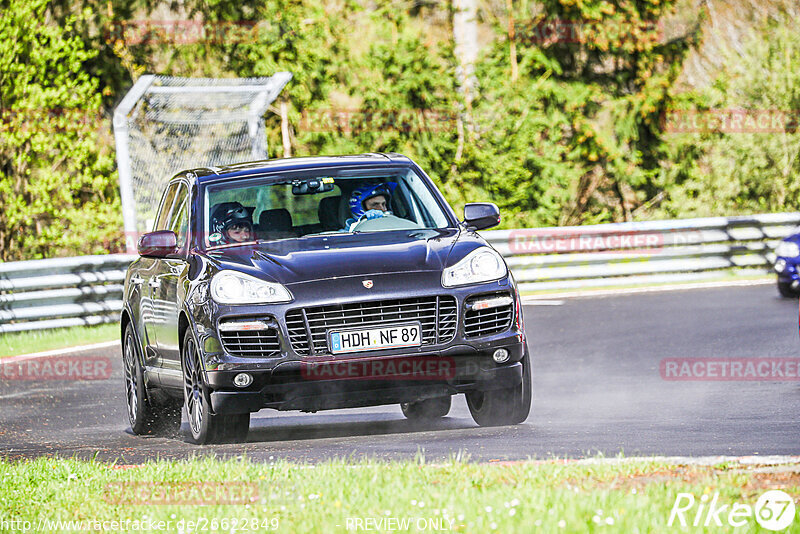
[
  {"xmin": 188, "ymin": 272, "xmax": 526, "ymax": 413},
  {"xmin": 775, "ymin": 256, "xmax": 800, "ymax": 287},
  {"xmin": 209, "ymin": 357, "xmax": 523, "ymax": 414}
]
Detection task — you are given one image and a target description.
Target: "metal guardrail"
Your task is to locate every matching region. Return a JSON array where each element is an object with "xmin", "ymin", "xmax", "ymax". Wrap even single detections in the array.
[
  {"xmin": 0, "ymin": 213, "xmax": 796, "ymax": 333},
  {"xmin": 0, "ymin": 254, "xmax": 135, "ymax": 334},
  {"xmin": 482, "ymin": 212, "xmax": 799, "ymax": 292}
]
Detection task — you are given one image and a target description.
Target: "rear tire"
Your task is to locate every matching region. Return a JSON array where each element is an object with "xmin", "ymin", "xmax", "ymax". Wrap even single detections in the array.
[
  {"xmin": 778, "ymin": 281, "xmax": 798, "ymax": 298},
  {"xmin": 182, "ymin": 329, "xmax": 250, "ymax": 444},
  {"xmin": 466, "ymin": 346, "xmax": 532, "ymax": 427},
  {"xmin": 401, "ymin": 396, "xmax": 452, "ymax": 420},
  {"xmin": 123, "ymin": 323, "xmax": 181, "ymax": 435}
]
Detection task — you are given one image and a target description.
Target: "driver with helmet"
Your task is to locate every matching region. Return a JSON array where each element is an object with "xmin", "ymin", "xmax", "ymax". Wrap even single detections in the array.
[
  {"xmin": 209, "ymin": 202, "xmax": 255, "ymax": 245},
  {"xmin": 345, "ymin": 183, "xmax": 397, "ymax": 231}
]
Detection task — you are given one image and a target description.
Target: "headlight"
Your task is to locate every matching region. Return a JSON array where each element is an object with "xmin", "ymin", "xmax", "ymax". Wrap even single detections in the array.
[
  {"xmin": 210, "ymin": 271, "xmax": 293, "ymax": 304},
  {"xmin": 776, "ymin": 241, "xmax": 800, "ymax": 258},
  {"xmin": 442, "ymin": 247, "xmax": 508, "ymax": 287}
]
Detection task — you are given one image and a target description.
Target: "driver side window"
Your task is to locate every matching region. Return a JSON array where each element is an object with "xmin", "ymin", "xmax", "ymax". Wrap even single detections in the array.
[
  {"xmin": 167, "ymin": 184, "xmax": 190, "ymax": 249},
  {"xmin": 154, "ymin": 183, "xmax": 178, "ymax": 232}
]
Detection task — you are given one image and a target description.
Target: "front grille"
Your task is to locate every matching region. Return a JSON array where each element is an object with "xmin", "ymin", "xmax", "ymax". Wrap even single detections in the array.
[
  {"xmin": 285, "ymin": 311, "xmax": 310, "ymax": 355},
  {"xmin": 286, "ymin": 296, "xmax": 458, "ymax": 355},
  {"xmin": 464, "ymin": 293, "xmax": 514, "ymax": 338},
  {"xmin": 219, "ymin": 322, "xmax": 281, "ymax": 358}
]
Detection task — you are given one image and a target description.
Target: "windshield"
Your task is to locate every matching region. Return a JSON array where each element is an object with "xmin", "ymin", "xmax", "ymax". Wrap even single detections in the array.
[{"xmin": 202, "ymin": 166, "xmax": 452, "ymax": 249}]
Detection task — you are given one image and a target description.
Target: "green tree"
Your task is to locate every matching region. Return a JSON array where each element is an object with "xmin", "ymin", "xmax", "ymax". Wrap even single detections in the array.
[
  {"xmin": 657, "ymin": 18, "xmax": 800, "ymax": 217},
  {"xmin": 454, "ymin": 0, "xmax": 697, "ymax": 227},
  {"xmin": 0, "ymin": 0, "xmax": 120, "ymax": 260},
  {"xmin": 340, "ymin": 17, "xmax": 460, "ymax": 184}
]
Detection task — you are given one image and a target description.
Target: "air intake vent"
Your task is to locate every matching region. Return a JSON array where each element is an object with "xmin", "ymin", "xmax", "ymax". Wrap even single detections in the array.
[
  {"xmin": 464, "ymin": 293, "xmax": 513, "ymax": 338},
  {"xmin": 219, "ymin": 320, "xmax": 281, "ymax": 358}
]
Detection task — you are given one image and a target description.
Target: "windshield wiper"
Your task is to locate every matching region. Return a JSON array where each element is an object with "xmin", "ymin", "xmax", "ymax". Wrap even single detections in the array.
[{"xmin": 304, "ymin": 231, "xmax": 345, "ymax": 237}]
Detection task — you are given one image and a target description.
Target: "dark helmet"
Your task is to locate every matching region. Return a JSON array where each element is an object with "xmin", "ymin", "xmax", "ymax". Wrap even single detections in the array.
[
  {"xmin": 210, "ymin": 202, "xmax": 253, "ymax": 244},
  {"xmin": 348, "ymin": 182, "xmax": 397, "ymax": 219}
]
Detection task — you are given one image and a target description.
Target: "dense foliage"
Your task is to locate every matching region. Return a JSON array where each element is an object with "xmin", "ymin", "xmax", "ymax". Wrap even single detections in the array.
[
  {"xmin": 0, "ymin": 0, "xmax": 798, "ymax": 260},
  {"xmin": 0, "ymin": 0, "xmax": 119, "ymax": 260},
  {"xmin": 655, "ymin": 21, "xmax": 800, "ymax": 218}
]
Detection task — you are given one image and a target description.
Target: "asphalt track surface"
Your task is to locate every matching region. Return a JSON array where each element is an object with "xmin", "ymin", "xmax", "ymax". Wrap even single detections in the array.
[{"xmin": 1, "ymin": 284, "xmax": 799, "ymax": 463}]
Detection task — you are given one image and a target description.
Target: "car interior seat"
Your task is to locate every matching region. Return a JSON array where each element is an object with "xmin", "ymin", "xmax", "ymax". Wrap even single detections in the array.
[
  {"xmin": 338, "ymin": 194, "xmax": 356, "ymax": 229},
  {"xmin": 258, "ymin": 208, "xmax": 296, "ymax": 240},
  {"xmin": 318, "ymin": 196, "xmax": 341, "ymax": 231}
]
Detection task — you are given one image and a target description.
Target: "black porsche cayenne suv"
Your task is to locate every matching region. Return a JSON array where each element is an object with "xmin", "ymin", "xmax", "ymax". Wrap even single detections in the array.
[{"xmin": 121, "ymin": 153, "xmax": 531, "ymax": 444}]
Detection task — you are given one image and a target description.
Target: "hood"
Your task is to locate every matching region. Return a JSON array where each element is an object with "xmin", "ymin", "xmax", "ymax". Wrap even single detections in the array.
[{"xmin": 203, "ymin": 229, "xmax": 463, "ymax": 285}]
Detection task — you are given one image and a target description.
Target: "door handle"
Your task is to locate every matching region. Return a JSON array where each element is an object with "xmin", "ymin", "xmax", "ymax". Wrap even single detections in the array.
[
  {"xmin": 148, "ymin": 279, "xmax": 161, "ymax": 289},
  {"xmin": 130, "ymin": 275, "xmax": 144, "ymax": 285}
]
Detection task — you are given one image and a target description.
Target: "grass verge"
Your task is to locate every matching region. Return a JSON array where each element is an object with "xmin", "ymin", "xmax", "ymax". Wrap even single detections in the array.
[
  {"xmin": 1, "ymin": 457, "xmax": 798, "ymax": 532},
  {"xmin": 0, "ymin": 323, "xmax": 118, "ymax": 358}
]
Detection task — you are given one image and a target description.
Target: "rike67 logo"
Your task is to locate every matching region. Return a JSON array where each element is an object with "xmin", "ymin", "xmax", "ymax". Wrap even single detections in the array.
[{"xmin": 668, "ymin": 490, "xmax": 796, "ymax": 530}]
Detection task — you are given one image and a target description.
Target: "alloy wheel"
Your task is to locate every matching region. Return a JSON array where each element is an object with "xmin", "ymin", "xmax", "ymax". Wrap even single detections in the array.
[
  {"xmin": 123, "ymin": 332, "xmax": 139, "ymax": 427},
  {"xmin": 183, "ymin": 337, "xmax": 204, "ymax": 436}
]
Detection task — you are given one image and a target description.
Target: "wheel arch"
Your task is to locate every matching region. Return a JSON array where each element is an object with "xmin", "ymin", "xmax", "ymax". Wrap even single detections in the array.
[
  {"xmin": 178, "ymin": 311, "xmax": 191, "ymax": 358},
  {"xmin": 120, "ymin": 306, "xmax": 145, "ymax": 367},
  {"xmin": 120, "ymin": 309, "xmax": 131, "ymax": 340}
]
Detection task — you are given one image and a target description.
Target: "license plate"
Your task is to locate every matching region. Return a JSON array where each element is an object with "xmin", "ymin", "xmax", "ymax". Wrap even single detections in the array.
[{"xmin": 328, "ymin": 323, "xmax": 421, "ymax": 354}]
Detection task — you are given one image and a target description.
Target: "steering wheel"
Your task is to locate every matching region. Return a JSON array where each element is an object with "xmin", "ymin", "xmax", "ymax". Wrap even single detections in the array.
[{"xmin": 350, "ymin": 213, "xmax": 422, "ymax": 232}]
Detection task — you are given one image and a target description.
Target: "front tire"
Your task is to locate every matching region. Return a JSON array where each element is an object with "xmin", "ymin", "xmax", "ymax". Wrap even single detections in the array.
[
  {"xmin": 123, "ymin": 323, "xmax": 181, "ymax": 435},
  {"xmin": 182, "ymin": 329, "xmax": 249, "ymax": 444},
  {"xmin": 401, "ymin": 396, "xmax": 452, "ymax": 420},
  {"xmin": 466, "ymin": 346, "xmax": 532, "ymax": 427},
  {"xmin": 778, "ymin": 281, "xmax": 798, "ymax": 298}
]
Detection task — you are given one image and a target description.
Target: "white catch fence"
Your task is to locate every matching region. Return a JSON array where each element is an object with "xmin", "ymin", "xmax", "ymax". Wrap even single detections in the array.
[{"xmin": 113, "ymin": 73, "xmax": 292, "ymax": 252}]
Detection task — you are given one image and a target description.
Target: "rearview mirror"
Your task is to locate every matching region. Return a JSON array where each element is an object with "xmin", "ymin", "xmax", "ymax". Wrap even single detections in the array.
[
  {"xmin": 463, "ymin": 203, "xmax": 500, "ymax": 230},
  {"xmin": 138, "ymin": 230, "xmax": 178, "ymax": 258},
  {"xmin": 292, "ymin": 178, "xmax": 335, "ymax": 195}
]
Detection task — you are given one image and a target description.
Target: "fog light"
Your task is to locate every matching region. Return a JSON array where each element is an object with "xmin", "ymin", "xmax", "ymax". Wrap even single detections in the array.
[
  {"xmin": 233, "ymin": 373, "xmax": 253, "ymax": 388},
  {"xmin": 492, "ymin": 348, "xmax": 510, "ymax": 364},
  {"xmin": 775, "ymin": 259, "xmax": 787, "ymax": 272}
]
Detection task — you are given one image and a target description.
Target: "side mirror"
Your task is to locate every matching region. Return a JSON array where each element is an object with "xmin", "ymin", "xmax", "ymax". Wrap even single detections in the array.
[
  {"xmin": 138, "ymin": 230, "xmax": 178, "ymax": 258},
  {"xmin": 463, "ymin": 203, "xmax": 500, "ymax": 231}
]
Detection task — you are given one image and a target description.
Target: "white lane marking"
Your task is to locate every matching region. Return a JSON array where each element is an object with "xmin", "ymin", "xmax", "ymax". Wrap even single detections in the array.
[
  {"xmin": 296, "ymin": 455, "xmax": 800, "ymax": 468},
  {"xmin": 522, "ymin": 300, "xmax": 564, "ymax": 306},
  {"xmin": 437, "ymin": 455, "xmax": 800, "ymax": 467},
  {"xmin": 2, "ymin": 340, "xmax": 120, "ymax": 363},
  {"xmin": 523, "ymin": 278, "xmax": 773, "ymax": 301},
  {"xmin": 0, "ymin": 387, "xmax": 71, "ymax": 400}
]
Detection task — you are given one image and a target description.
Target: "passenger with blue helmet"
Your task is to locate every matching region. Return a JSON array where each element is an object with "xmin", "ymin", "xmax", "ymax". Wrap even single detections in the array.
[{"xmin": 345, "ymin": 182, "xmax": 397, "ymax": 231}]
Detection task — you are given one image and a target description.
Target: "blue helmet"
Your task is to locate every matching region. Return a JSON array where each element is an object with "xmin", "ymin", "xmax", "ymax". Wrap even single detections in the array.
[{"xmin": 348, "ymin": 183, "xmax": 397, "ymax": 219}]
